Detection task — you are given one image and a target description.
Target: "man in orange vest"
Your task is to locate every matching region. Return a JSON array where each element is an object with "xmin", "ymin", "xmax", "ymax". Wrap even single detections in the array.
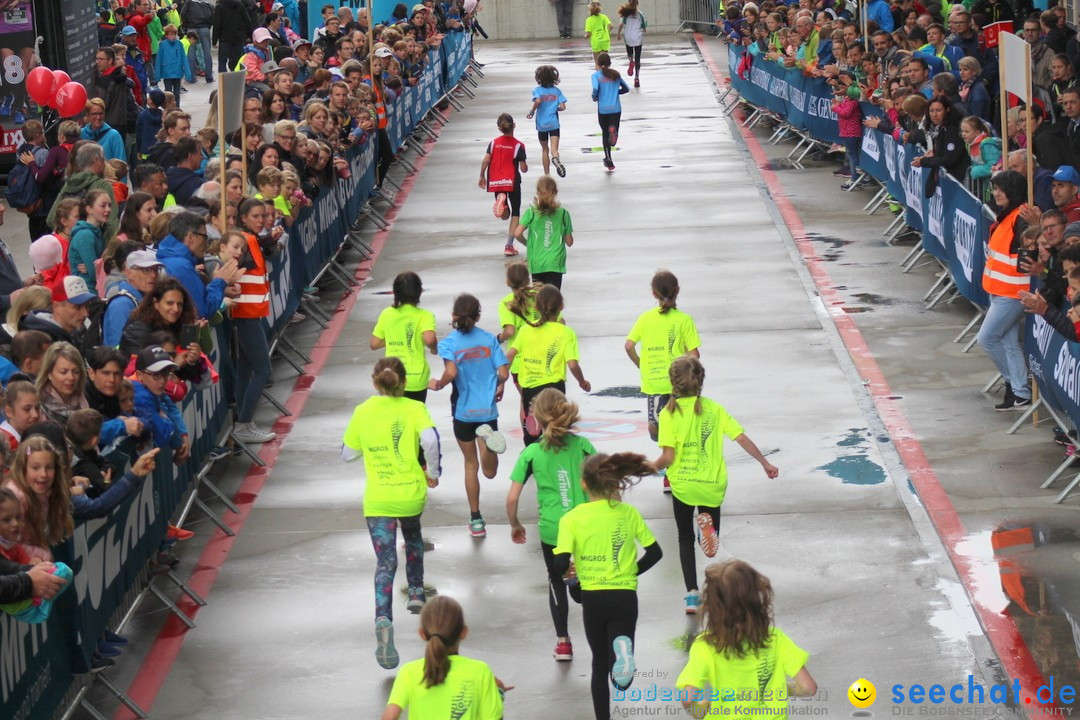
[{"xmin": 978, "ymin": 171, "xmax": 1033, "ymax": 411}]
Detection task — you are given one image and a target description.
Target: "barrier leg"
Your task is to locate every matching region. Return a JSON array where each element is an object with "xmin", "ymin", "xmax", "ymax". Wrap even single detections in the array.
[
  {"xmin": 785, "ymin": 136, "xmax": 808, "ymax": 161},
  {"xmin": 381, "ymin": 172, "xmax": 404, "ymax": 192},
  {"xmin": 416, "ymin": 119, "xmax": 440, "ymax": 141},
  {"xmin": 94, "ymin": 675, "xmax": 149, "ymax": 719},
  {"xmin": 300, "ymin": 298, "xmax": 330, "ymax": 328},
  {"xmin": 1006, "ymin": 396, "xmax": 1042, "ymax": 434},
  {"xmin": 922, "ymin": 264, "xmax": 950, "ymax": 301},
  {"xmin": 428, "ymin": 106, "xmax": 449, "ymax": 124},
  {"xmin": 863, "ymin": 186, "xmax": 886, "ymax": 213},
  {"xmin": 446, "ymin": 92, "xmax": 466, "ymax": 110},
  {"xmin": 741, "ymin": 107, "xmax": 762, "ymax": 127},
  {"xmin": 405, "ymin": 135, "xmax": 428, "ymax": 156},
  {"xmin": 1053, "ymin": 473, "xmax": 1080, "ymax": 503},
  {"xmin": 357, "ymin": 204, "xmax": 391, "ymax": 230},
  {"xmin": 165, "ymin": 569, "xmax": 207, "ymax": 606},
  {"xmin": 149, "ymin": 583, "xmax": 196, "ymax": 628},
  {"xmin": 462, "ymin": 73, "xmax": 479, "ymax": 89},
  {"xmin": 900, "ymin": 245, "xmax": 924, "ymax": 271},
  {"xmin": 882, "ymin": 213, "xmax": 906, "ymax": 240},
  {"xmin": 229, "ymin": 432, "xmax": 266, "ymax": 467},
  {"xmin": 395, "ymin": 152, "xmax": 419, "ymax": 175},
  {"xmin": 347, "ymin": 229, "xmax": 374, "ymax": 255},
  {"xmin": 193, "ymin": 494, "xmax": 237, "ymax": 536},
  {"xmin": 1041, "ymin": 453, "xmax": 1079, "ymax": 489},
  {"xmin": 279, "ymin": 334, "xmax": 312, "ymax": 364},
  {"xmin": 953, "ymin": 306, "xmax": 985, "ymax": 343},
  {"xmin": 982, "ymin": 372, "xmax": 1004, "ymax": 393},
  {"xmin": 925, "ymin": 277, "xmax": 956, "ymax": 309},
  {"xmin": 79, "ymin": 698, "xmax": 110, "ymax": 720},
  {"xmin": 260, "ymin": 386, "xmax": 292, "ymax": 414}
]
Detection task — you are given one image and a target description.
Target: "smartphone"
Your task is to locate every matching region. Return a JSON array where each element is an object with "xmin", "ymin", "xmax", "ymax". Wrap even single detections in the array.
[
  {"xmin": 180, "ymin": 324, "xmax": 199, "ymax": 348},
  {"xmin": 1016, "ymin": 248, "xmax": 1038, "ymax": 272}
]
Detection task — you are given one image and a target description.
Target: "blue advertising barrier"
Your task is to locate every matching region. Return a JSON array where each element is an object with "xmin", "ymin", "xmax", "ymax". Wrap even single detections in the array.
[
  {"xmin": 728, "ymin": 45, "xmax": 992, "ymax": 307},
  {"xmin": 0, "ymin": 34, "xmax": 471, "ymax": 720}
]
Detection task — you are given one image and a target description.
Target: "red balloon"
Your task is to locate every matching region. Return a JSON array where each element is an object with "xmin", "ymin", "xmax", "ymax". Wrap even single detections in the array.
[
  {"xmin": 55, "ymin": 82, "xmax": 88, "ymax": 118},
  {"xmin": 50, "ymin": 70, "xmax": 71, "ymax": 96},
  {"xmin": 26, "ymin": 66, "xmax": 54, "ymax": 107}
]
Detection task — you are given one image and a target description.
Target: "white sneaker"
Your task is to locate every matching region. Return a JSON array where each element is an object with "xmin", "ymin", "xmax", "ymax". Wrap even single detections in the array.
[
  {"xmin": 233, "ymin": 422, "xmax": 277, "ymax": 443},
  {"xmin": 476, "ymin": 424, "xmax": 506, "ymax": 454}
]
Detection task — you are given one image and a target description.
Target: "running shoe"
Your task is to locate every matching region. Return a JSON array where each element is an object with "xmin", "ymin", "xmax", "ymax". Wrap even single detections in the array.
[
  {"xmin": 525, "ymin": 411, "xmax": 542, "ymax": 437},
  {"xmin": 470, "ymin": 516, "xmax": 487, "ymax": 538},
  {"xmin": 1012, "ymin": 396, "xmax": 1032, "ymax": 410},
  {"xmin": 476, "ymin": 424, "xmax": 507, "ymax": 454},
  {"xmin": 407, "ymin": 586, "xmax": 426, "ymax": 614},
  {"xmin": 167, "ymin": 525, "xmax": 194, "ymax": 541},
  {"xmin": 610, "ymin": 635, "xmax": 635, "ymax": 690},
  {"xmin": 628, "ymin": 60, "xmax": 635, "ymax": 76},
  {"xmin": 634, "ymin": 78, "xmax": 640, "ymax": 88},
  {"xmin": 603, "ymin": 157, "xmax": 615, "ymax": 171},
  {"xmin": 375, "ymin": 617, "xmax": 399, "ymax": 669},
  {"xmin": 104, "ymin": 630, "xmax": 128, "ymax": 645},
  {"xmin": 554, "ymin": 639, "xmax": 573, "ymax": 661},
  {"xmin": 696, "ymin": 513, "xmax": 719, "ymax": 558},
  {"xmin": 96, "ymin": 642, "xmax": 122, "ymax": 657},
  {"xmin": 833, "ymin": 167, "xmax": 851, "ymax": 177},
  {"xmin": 608, "ymin": 124, "xmax": 619, "ymax": 148},
  {"xmin": 552, "ymin": 156, "xmax": 566, "ymax": 177},
  {"xmin": 0, "ymin": 95, "xmax": 13, "ymax": 118},
  {"xmin": 503, "ymin": 244, "xmax": 519, "ymax": 256},
  {"xmin": 493, "ymin": 192, "xmax": 508, "ymax": 219},
  {"xmin": 685, "ymin": 590, "xmax": 701, "ymax": 615}
]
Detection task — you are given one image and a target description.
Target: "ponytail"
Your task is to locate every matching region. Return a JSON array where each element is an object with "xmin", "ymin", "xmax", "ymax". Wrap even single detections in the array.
[
  {"xmin": 452, "ymin": 293, "xmax": 481, "ymax": 333},
  {"xmin": 531, "ymin": 387, "xmax": 579, "ymax": 448},
  {"xmin": 651, "ymin": 270, "xmax": 679, "ymax": 314},
  {"xmin": 421, "ymin": 596, "xmax": 466, "ymax": 688},
  {"xmin": 372, "ymin": 357, "xmax": 407, "ymax": 397},
  {"xmin": 666, "ymin": 355, "xmax": 704, "ymax": 416},
  {"xmin": 534, "ymin": 284, "xmax": 564, "ymax": 325},
  {"xmin": 506, "ymin": 263, "xmax": 542, "ymax": 323},
  {"xmin": 597, "ymin": 52, "xmax": 620, "ymax": 81},
  {"xmin": 582, "ymin": 452, "xmax": 653, "ymax": 501}
]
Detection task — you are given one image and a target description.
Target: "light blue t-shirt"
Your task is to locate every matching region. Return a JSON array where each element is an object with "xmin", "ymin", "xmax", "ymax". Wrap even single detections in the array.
[
  {"xmin": 532, "ymin": 85, "xmax": 568, "ymax": 132},
  {"xmin": 438, "ymin": 327, "xmax": 509, "ymax": 423},
  {"xmin": 591, "ymin": 71, "xmax": 629, "ymax": 114}
]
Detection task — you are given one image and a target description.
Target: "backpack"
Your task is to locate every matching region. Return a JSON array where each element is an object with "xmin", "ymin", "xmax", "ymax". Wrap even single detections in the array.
[{"xmin": 5, "ymin": 145, "xmax": 42, "ymax": 214}]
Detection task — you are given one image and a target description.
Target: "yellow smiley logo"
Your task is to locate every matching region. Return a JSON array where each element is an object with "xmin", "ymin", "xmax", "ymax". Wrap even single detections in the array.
[{"xmin": 848, "ymin": 678, "xmax": 876, "ymax": 708}]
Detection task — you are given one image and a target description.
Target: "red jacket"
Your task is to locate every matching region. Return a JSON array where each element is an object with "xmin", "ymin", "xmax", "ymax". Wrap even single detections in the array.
[
  {"xmin": 127, "ymin": 11, "xmax": 154, "ymax": 60},
  {"xmin": 833, "ymin": 97, "xmax": 863, "ymax": 139}
]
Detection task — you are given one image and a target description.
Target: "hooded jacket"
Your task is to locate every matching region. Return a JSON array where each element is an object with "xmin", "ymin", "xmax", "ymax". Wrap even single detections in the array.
[
  {"xmin": 20, "ymin": 310, "xmax": 75, "ymax": 344},
  {"xmin": 145, "ymin": 141, "xmax": 177, "ymax": 170},
  {"xmin": 181, "ymin": 0, "xmax": 215, "ymax": 28},
  {"xmin": 133, "ymin": 380, "xmax": 188, "ymax": 449},
  {"xmin": 156, "ymin": 233, "xmax": 228, "ymax": 319},
  {"xmin": 136, "ymin": 106, "xmax": 163, "ymax": 156},
  {"xmin": 46, "ymin": 172, "xmax": 118, "ymax": 241},
  {"xmin": 80, "ymin": 122, "xmax": 127, "ymax": 163},
  {"xmin": 155, "ymin": 37, "xmax": 195, "ymax": 81},
  {"xmin": 166, "ymin": 165, "xmax": 203, "ymax": 206},
  {"xmin": 212, "ymin": 0, "xmax": 255, "ymax": 44},
  {"xmin": 68, "ymin": 220, "xmax": 105, "ymax": 293},
  {"xmin": 92, "ymin": 67, "xmax": 135, "ymax": 134}
]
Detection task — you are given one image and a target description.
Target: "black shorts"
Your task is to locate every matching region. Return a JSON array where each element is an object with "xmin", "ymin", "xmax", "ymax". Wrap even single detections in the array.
[
  {"xmin": 532, "ymin": 271, "xmax": 563, "ymax": 289},
  {"xmin": 507, "ymin": 188, "xmax": 522, "ymax": 217},
  {"xmin": 453, "ymin": 417, "xmax": 499, "ymax": 443},
  {"xmin": 403, "ymin": 388, "xmax": 428, "ymax": 403},
  {"xmin": 537, "ymin": 128, "xmax": 561, "ymax": 142}
]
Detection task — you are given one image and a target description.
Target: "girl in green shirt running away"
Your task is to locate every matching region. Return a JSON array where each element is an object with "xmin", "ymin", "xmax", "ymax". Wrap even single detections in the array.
[
  {"xmin": 505, "ymin": 284, "xmax": 590, "ymax": 446},
  {"xmin": 553, "ymin": 452, "xmax": 662, "ymax": 720},
  {"xmin": 382, "ymin": 596, "xmax": 512, "ymax": 720},
  {"xmin": 513, "ymin": 176, "xmax": 574, "ymax": 290},
  {"xmin": 652, "ymin": 356, "xmax": 778, "ymax": 616},
  {"xmin": 371, "ymin": 271, "xmax": 438, "ymax": 403},
  {"xmin": 506, "ymin": 388, "xmax": 595, "ymax": 663},
  {"xmin": 677, "ymin": 561, "xmax": 817, "ymax": 720},
  {"xmin": 342, "ymin": 357, "xmax": 443, "ymax": 670}
]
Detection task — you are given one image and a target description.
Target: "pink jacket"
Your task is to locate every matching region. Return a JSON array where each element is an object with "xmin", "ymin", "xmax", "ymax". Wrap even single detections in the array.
[{"xmin": 833, "ymin": 97, "xmax": 862, "ymax": 138}]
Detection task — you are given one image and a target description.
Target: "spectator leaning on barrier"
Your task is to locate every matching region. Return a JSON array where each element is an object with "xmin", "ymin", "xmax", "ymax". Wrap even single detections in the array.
[
  {"xmin": 156, "ymin": 211, "xmax": 243, "ymax": 320},
  {"xmin": 979, "ymin": 171, "xmax": 1033, "ymax": 412}
]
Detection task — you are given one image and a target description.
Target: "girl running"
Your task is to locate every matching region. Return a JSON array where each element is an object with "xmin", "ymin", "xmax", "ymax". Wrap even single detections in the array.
[
  {"xmin": 479, "ymin": 113, "xmax": 529, "ymax": 257},
  {"xmin": 506, "ymin": 388, "xmax": 594, "ymax": 662},
  {"xmin": 342, "ymin": 357, "xmax": 443, "ymax": 670},
  {"xmin": 381, "ymin": 596, "xmax": 510, "ymax": 720},
  {"xmin": 504, "ymin": 284, "xmax": 590, "ymax": 446},
  {"xmin": 371, "ymin": 272, "xmax": 438, "ymax": 403},
  {"xmin": 677, "ymin": 560, "xmax": 817, "ymax": 718},
  {"xmin": 652, "ymin": 356, "xmax": 779, "ymax": 615},
  {"xmin": 526, "ymin": 65, "xmax": 568, "ymax": 177},
  {"xmin": 513, "ymin": 176, "xmax": 575, "ymax": 290},
  {"xmin": 552, "ymin": 452, "xmax": 662, "ymax": 720},
  {"xmin": 497, "ymin": 263, "xmax": 542, "ymax": 346},
  {"xmin": 585, "ymin": 1, "xmax": 613, "ymax": 66},
  {"xmin": 592, "ymin": 53, "xmax": 630, "ymax": 171},
  {"xmin": 429, "ymin": 294, "xmax": 510, "ymax": 539},
  {"xmin": 616, "ymin": 0, "xmax": 647, "ymax": 88}
]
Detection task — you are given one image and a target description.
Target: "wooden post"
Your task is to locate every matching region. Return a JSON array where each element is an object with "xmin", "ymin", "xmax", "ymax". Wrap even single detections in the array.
[
  {"xmin": 862, "ymin": 0, "xmax": 869, "ymax": 52},
  {"xmin": 240, "ymin": 122, "xmax": 247, "ymax": 196},
  {"xmin": 999, "ymin": 46, "xmax": 1008, "ymax": 163},
  {"xmin": 1024, "ymin": 49, "xmax": 1034, "ymax": 207},
  {"xmin": 367, "ymin": 0, "xmax": 375, "ymax": 66},
  {"xmin": 217, "ymin": 79, "xmax": 226, "ymax": 233}
]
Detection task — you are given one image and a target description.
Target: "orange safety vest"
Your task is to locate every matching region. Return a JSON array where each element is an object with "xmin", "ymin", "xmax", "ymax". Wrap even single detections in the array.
[
  {"xmin": 364, "ymin": 75, "xmax": 387, "ymax": 129},
  {"xmin": 233, "ymin": 232, "xmax": 269, "ymax": 319},
  {"xmin": 982, "ymin": 207, "xmax": 1030, "ymax": 299}
]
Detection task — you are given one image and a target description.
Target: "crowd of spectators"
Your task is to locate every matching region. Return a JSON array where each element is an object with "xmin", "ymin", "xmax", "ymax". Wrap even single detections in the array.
[
  {"xmin": 0, "ymin": 0, "xmax": 478, "ymax": 673},
  {"xmin": 723, "ymin": 0, "xmax": 1080, "ymax": 414}
]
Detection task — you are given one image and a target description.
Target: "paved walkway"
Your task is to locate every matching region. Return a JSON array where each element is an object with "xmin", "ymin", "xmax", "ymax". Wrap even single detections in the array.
[{"xmin": 95, "ymin": 38, "xmax": 1012, "ymax": 719}]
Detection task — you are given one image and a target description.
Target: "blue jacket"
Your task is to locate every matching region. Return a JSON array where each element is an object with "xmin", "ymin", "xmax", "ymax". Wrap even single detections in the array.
[
  {"xmin": 133, "ymin": 380, "xmax": 188, "ymax": 449},
  {"xmin": 155, "ymin": 37, "xmax": 195, "ymax": 82},
  {"xmin": 591, "ymin": 71, "xmax": 630, "ymax": 114},
  {"xmin": 166, "ymin": 165, "xmax": 203, "ymax": 206},
  {"xmin": 136, "ymin": 107, "xmax": 163, "ymax": 156},
  {"xmin": 126, "ymin": 51, "xmax": 149, "ymax": 96},
  {"xmin": 102, "ymin": 281, "xmax": 143, "ymax": 347},
  {"xmin": 69, "ymin": 220, "xmax": 105, "ymax": 294},
  {"xmin": 156, "ymin": 233, "xmax": 228, "ymax": 319},
  {"xmin": 0, "ymin": 355, "xmax": 17, "ymax": 386},
  {"xmin": 81, "ymin": 123, "xmax": 127, "ymax": 163},
  {"xmin": 866, "ymin": 0, "xmax": 893, "ymax": 32},
  {"xmin": 277, "ymin": 0, "xmax": 300, "ymax": 30},
  {"xmin": 71, "ymin": 470, "xmax": 146, "ymax": 519}
]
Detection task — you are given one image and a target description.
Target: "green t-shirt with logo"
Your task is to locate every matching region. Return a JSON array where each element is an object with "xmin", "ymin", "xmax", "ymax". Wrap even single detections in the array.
[
  {"xmin": 626, "ymin": 307, "xmax": 702, "ymax": 395},
  {"xmin": 342, "ymin": 395, "xmax": 434, "ymax": 517},
  {"xmin": 658, "ymin": 396, "xmax": 744, "ymax": 507},
  {"xmin": 387, "ymin": 655, "xmax": 503, "ymax": 720},
  {"xmin": 372, "ymin": 304, "xmax": 436, "ymax": 392},
  {"xmin": 510, "ymin": 320, "xmax": 579, "ymax": 389},
  {"xmin": 554, "ymin": 499, "xmax": 656, "ymax": 591},
  {"xmin": 510, "ymin": 434, "xmax": 595, "ymax": 545},
  {"xmin": 676, "ymin": 628, "xmax": 809, "ymax": 719},
  {"xmin": 520, "ymin": 206, "xmax": 573, "ymax": 275}
]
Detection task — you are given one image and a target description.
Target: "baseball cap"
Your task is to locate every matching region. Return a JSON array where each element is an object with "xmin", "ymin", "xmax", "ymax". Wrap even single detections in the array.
[
  {"xmin": 136, "ymin": 345, "xmax": 179, "ymax": 374},
  {"xmin": 261, "ymin": 60, "xmax": 283, "ymax": 75},
  {"xmin": 271, "ymin": 2, "xmax": 284, "ymax": 10},
  {"xmin": 375, "ymin": 46, "xmax": 393, "ymax": 58},
  {"xmin": 121, "ymin": 25, "xmax": 137, "ymax": 36},
  {"xmin": 1053, "ymin": 165, "xmax": 1080, "ymax": 185},
  {"xmin": 292, "ymin": 37, "xmax": 312, "ymax": 50},
  {"xmin": 411, "ymin": 3, "xmax": 428, "ymax": 12},
  {"xmin": 253, "ymin": 27, "xmax": 272, "ymax": 44},
  {"xmin": 52, "ymin": 276, "xmax": 95, "ymax": 305},
  {"xmin": 126, "ymin": 249, "xmax": 163, "ymax": 270}
]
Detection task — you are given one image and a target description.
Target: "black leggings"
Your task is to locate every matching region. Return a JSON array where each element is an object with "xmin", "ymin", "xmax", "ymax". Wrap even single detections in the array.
[
  {"xmin": 376, "ymin": 128, "xmax": 393, "ymax": 185},
  {"xmin": 625, "ymin": 44, "xmax": 642, "ymax": 69},
  {"xmin": 531, "ymin": 271, "xmax": 563, "ymax": 289},
  {"xmin": 598, "ymin": 112, "xmax": 621, "ymax": 160},
  {"xmin": 672, "ymin": 495, "xmax": 720, "ymax": 592},
  {"xmin": 521, "ymin": 381, "xmax": 565, "ymax": 445},
  {"xmin": 582, "ymin": 589, "xmax": 638, "ymax": 720},
  {"xmin": 541, "ymin": 542, "xmax": 570, "ymax": 637}
]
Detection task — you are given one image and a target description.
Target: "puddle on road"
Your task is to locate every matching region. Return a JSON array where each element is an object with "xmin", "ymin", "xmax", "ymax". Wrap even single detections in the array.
[
  {"xmin": 816, "ymin": 428, "xmax": 887, "ymax": 485},
  {"xmin": 851, "ymin": 292, "xmax": 898, "ymax": 306},
  {"xmin": 592, "ymin": 386, "xmax": 647, "ymax": 399}
]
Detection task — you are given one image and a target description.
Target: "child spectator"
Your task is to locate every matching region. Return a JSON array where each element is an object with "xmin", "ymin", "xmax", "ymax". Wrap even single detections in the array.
[
  {"xmin": 132, "ymin": 345, "xmax": 190, "ymax": 462},
  {"xmin": 136, "ymin": 90, "xmax": 167, "ymax": 160},
  {"xmin": 3, "ymin": 435, "xmax": 75, "ymax": 563},
  {"xmin": 106, "ymin": 159, "xmax": 130, "ymax": 208},
  {"xmin": 69, "ymin": 190, "xmax": 110, "ymax": 294},
  {"xmin": 29, "ymin": 198, "xmax": 79, "ymax": 295},
  {"xmin": 10, "ymin": 331, "xmax": 51, "ymax": 380},
  {"xmin": 1, "ymin": 381, "xmax": 41, "ymax": 452},
  {"xmin": 155, "ymin": 25, "xmax": 194, "ymax": 106},
  {"xmin": 66, "ymin": 409, "xmax": 112, "ymax": 497},
  {"xmin": 960, "ymin": 116, "xmax": 1002, "ymax": 182},
  {"xmin": 0, "ymin": 486, "xmax": 73, "ymax": 624},
  {"xmin": 830, "ymin": 72, "xmax": 866, "ymax": 190},
  {"xmin": 254, "ymin": 166, "xmax": 297, "ymax": 227}
]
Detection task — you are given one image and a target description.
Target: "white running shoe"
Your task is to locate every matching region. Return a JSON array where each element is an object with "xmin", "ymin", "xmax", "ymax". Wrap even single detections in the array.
[{"xmin": 476, "ymin": 424, "xmax": 506, "ymax": 454}]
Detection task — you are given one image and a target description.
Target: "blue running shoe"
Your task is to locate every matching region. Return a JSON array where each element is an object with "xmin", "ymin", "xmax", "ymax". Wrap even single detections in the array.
[{"xmin": 611, "ymin": 635, "xmax": 635, "ymax": 691}]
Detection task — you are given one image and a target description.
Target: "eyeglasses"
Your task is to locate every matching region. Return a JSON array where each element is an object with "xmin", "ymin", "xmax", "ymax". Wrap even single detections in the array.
[
  {"xmin": 88, "ymin": 112, "xmax": 105, "ymax": 117},
  {"xmin": 145, "ymin": 371, "xmax": 176, "ymax": 381},
  {"xmin": 277, "ymin": 134, "xmax": 297, "ymax": 140}
]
